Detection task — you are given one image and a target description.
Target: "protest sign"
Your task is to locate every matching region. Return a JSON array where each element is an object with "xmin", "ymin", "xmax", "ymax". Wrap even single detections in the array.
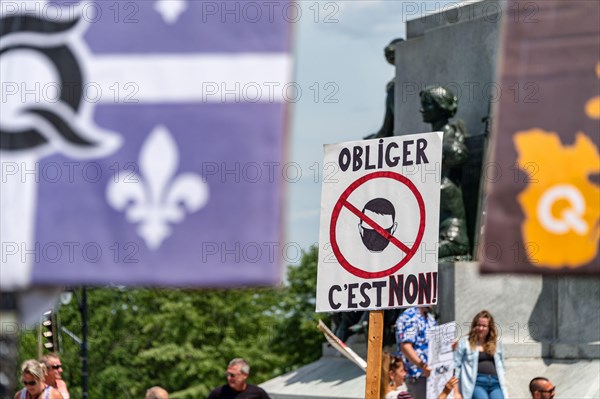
[
  {"xmin": 317, "ymin": 320, "xmax": 367, "ymax": 371},
  {"xmin": 426, "ymin": 322, "xmax": 456, "ymax": 399},
  {"xmin": 316, "ymin": 133, "xmax": 442, "ymax": 312}
]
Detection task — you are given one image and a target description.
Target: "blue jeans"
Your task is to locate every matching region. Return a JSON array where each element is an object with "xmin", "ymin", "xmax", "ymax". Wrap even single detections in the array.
[{"xmin": 473, "ymin": 374, "xmax": 504, "ymax": 399}]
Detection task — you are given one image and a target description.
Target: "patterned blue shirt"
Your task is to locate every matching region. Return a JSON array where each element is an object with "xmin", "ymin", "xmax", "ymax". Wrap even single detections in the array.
[{"xmin": 395, "ymin": 306, "xmax": 437, "ymax": 378}]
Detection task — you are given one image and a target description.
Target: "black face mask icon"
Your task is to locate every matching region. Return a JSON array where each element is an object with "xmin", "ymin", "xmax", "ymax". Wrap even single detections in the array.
[
  {"xmin": 358, "ymin": 198, "xmax": 398, "ymax": 253},
  {"xmin": 360, "ymin": 225, "xmax": 395, "ymax": 252}
]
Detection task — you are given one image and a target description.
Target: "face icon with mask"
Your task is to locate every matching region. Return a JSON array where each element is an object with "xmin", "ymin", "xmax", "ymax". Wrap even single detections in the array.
[{"xmin": 358, "ymin": 198, "xmax": 398, "ymax": 252}]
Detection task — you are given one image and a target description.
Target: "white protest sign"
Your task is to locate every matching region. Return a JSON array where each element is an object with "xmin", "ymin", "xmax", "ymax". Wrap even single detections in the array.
[
  {"xmin": 316, "ymin": 133, "xmax": 442, "ymax": 312},
  {"xmin": 427, "ymin": 322, "xmax": 457, "ymax": 399},
  {"xmin": 317, "ymin": 320, "xmax": 367, "ymax": 371}
]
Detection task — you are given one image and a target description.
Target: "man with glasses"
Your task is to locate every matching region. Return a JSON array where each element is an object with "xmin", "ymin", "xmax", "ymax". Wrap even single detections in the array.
[
  {"xmin": 40, "ymin": 354, "xmax": 70, "ymax": 399},
  {"xmin": 207, "ymin": 358, "xmax": 270, "ymax": 399},
  {"xmin": 529, "ymin": 377, "xmax": 555, "ymax": 399}
]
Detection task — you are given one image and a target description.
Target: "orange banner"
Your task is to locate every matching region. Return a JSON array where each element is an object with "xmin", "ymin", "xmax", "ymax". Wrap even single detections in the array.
[{"xmin": 482, "ymin": 0, "xmax": 599, "ymax": 274}]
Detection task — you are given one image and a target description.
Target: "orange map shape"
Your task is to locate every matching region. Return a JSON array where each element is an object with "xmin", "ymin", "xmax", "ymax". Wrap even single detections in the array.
[
  {"xmin": 514, "ymin": 130, "xmax": 600, "ymax": 268},
  {"xmin": 585, "ymin": 63, "xmax": 600, "ymax": 119}
]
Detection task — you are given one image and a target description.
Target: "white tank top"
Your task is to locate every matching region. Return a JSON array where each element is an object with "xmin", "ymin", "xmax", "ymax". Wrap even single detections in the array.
[{"xmin": 20, "ymin": 386, "xmax": 52, "ymax": 399}]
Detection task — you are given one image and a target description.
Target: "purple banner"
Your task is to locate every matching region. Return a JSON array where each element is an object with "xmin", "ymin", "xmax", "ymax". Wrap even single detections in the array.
[{"xmin": 0, "ymin": 0, "xmax": 291, "ymax": 288}]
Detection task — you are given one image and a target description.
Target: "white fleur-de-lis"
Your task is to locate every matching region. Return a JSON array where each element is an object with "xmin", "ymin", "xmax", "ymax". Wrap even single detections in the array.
[
  {"xmin": 154, "ymin": 0, "xmax": 188, "ymax": 24},
  {"xmin": 106, "ymin": 125, "xmax": 209, "ymax": 250}
]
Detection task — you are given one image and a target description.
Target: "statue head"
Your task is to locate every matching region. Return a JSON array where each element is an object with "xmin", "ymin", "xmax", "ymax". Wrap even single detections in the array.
[
  {"xmin": 419, "ymin": 85, "xmax": 458, "ymax": 124},
  {"xmin": 384, "ymin": 38, "xmax": 404, "ymax": 66}
]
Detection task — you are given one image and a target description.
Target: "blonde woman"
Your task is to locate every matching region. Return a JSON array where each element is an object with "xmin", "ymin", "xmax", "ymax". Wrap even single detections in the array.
[
  {"xmin": 14, "ymin": 360, "xmax": 63, "ymax": 399},
  {"xmin": 454, "ymin": 311, "xmax": 508, "ymax": 399}
]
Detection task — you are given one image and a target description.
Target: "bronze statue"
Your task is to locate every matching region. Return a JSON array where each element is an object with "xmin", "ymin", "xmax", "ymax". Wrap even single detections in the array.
[
  {"xmin": 336, "ymin": 38, "xmax": 406, "ymax": 347},
  {"xmin": 365, "ymin": 38, "xmax": 403, "ymax": 140},
  {"xmin": 419, "ymin": 85, "xmax": 470, "ymax": 260}
]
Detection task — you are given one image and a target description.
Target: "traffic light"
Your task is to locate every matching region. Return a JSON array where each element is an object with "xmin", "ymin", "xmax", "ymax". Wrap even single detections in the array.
[{"xmin": 41, "ymin": 311, "xmax": 55, "ymax": 351}]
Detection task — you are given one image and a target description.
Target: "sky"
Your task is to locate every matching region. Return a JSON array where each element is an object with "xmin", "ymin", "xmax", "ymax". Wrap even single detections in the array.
[{"xmin": 286, "ymin": 1, "xmax": 459, "ymax": 257}]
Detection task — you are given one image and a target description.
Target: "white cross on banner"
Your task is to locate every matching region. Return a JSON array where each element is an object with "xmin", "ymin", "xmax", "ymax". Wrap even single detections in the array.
[{"xmin": 0, "ymin": 0, "xmax": 292, "ymax": 289}]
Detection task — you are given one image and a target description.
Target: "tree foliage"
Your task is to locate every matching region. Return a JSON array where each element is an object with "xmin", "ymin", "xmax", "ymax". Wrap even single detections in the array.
[
  {"xmin": 271, "ymin": 246, "xmax": 328, "ymax": 370},
  {"xmin": 17, "ymin": 246, "xmax": 327, "ymax": 399}
]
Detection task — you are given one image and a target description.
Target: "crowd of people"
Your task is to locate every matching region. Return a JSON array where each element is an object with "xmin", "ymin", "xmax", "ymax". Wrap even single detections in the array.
[
  {"xmin": 15, "ymin": 356, "xmax": 267, "ymax": 399},
  {"xmin": 15, "ymin": 359, "xmax": 63, "ymax": 399},
  {"xmin": 385, "ymin": 306, "xmax": 556, "ymax": 399},
  {"xmin": 15, "ymin": 354, "xmax": 70, "ymax": 399},
  {"xmin": 16, "ymin": 313, "xmax": 557, "ymax": 399}
]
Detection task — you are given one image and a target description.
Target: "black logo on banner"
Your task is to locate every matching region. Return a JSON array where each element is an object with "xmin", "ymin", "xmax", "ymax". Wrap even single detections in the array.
[{"xmin": 0, "ymin": 13, "xmax": 119, "ymax": 157}]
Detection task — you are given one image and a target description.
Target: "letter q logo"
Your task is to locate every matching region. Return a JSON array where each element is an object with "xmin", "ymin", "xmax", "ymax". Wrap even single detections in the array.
[{"xmin": 537, "ymin": 184, "xmax": 588, "ymax": 235}]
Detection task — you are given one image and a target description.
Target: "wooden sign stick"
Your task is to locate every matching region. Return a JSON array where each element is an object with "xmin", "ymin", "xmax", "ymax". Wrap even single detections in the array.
[{"xmin": 365, "ymin": 310, "xmax": 384, "ymax": 399}]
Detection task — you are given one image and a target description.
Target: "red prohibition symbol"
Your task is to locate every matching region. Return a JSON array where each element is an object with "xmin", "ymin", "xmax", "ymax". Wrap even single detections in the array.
[{"xmin": 329, "ymin": 171, "xmax": 426, "ymax": 279}]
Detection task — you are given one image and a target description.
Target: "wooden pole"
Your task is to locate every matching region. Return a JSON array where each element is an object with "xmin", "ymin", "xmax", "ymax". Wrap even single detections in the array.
[
  {"xmin": 37, "ymin": 322, "xmax": 42, "ymax": 359},
  {"xmin": 364, "ymin": 310, "xmax": 384, "ymax": 399}
]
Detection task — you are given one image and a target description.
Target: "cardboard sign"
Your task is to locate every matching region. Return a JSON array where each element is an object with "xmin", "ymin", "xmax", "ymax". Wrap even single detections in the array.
[
  {"xmin": 317, "ymin": 320, "xmax": 367, "ymax": 371},
  {"xmin": 316, "ymin": 133, "xmax": 442, "ymax": 312},
  {"xmin": 426, "ymin": 322, "xmax": 456, "ymax": 399}
]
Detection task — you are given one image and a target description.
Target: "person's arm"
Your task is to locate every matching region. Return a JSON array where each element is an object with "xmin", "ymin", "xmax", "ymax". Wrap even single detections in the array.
[
  {"xmin": 400, "ymin": 342, "xmax": 431, "ymax": 378},
  {"xmin": 494, "ymin": 340, "xmax": 506, "ymax": 386},
  {"xmin": 453, "ymin": 340, "xmax": 465, "ymax": 399},
  {"xmin": 498, "ymin": 340, "xmax": 504, "ymax": 364},
  {"xmin": 454, "ymin": 383, "xmax": 462, "ymax": 399},
  {"xmin": 438, "ymin": 376, "xmax": 458, "ymax": 399}
]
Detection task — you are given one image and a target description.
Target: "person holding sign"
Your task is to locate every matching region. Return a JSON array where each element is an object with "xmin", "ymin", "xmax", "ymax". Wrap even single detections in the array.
[
  {"xmin": 382, "ymin": 353, "xmax": 412, "ymax": 399},
  {"xmin": 395, "ymin": 306, "xmax": 437, "ymax": 399},
  {"xmin": 438, "ymin": 376, "xmax": 459, "ymax": 399},
  {"xmin": 454, "ymin": 310, "xmax": 508, "ymax": 399}
]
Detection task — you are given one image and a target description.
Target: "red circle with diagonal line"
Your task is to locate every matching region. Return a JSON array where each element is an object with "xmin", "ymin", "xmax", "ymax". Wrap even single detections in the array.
[{"xmin": 330, "ymin": 171, "xmax": 426, "ymax": 278}]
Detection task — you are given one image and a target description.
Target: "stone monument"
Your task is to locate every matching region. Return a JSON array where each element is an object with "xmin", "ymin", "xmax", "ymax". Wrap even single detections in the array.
[{"xmin": 261, "ymin": 2, "xmax": 599, "ymax": 397}]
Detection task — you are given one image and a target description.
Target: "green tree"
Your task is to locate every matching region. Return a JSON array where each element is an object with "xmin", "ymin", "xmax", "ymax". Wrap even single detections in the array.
[
  {"xmin": 17, "ymin": 246, "xmax": 326, "ymax": 399},
  {"xmin": 271, "ymin": 245, "xmax": 329, "ymax": 371}
]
